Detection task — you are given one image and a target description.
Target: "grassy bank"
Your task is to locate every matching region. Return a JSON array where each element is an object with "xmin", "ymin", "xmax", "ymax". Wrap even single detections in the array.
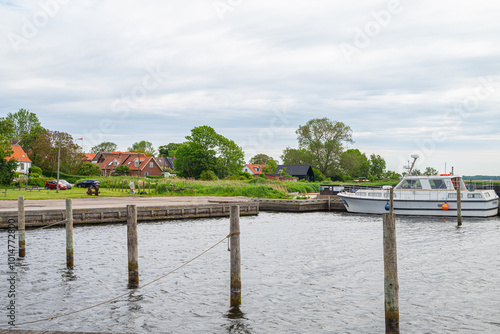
[{"xmin": 0, "ymin": 176, "xmax": 325, "ymax": 201}]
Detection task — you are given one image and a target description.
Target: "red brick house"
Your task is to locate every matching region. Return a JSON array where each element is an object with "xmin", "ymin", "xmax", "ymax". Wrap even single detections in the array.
[{"xmin": 93, "ymin": 152, "xmax": 162, "ymax": 177}]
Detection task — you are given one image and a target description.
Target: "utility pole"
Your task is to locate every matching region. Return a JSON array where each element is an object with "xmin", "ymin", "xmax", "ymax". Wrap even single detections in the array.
[{"xmin": 56, "ymin": 132, "xmax": 61, "ymax": 193}]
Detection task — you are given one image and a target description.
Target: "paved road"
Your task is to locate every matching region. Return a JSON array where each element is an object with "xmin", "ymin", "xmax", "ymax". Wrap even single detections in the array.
[{"xmin": 0, "ymin": 196, "xmax": 254, "ymax": 212}]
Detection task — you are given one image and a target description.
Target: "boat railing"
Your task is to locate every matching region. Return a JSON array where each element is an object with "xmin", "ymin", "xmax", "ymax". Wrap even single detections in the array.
[{"xmin": 341, "ymin": 184, "xmax": 386, "ymax": 193}]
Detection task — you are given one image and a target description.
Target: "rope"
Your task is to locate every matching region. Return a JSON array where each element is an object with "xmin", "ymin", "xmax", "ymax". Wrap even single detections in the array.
[
  {"xmin": 33, "ymin": 220, "xmax": 68, "ymax": 230},
  {"xmin": 1, "ymin": 234, "xmax": 232, "ymax": 328}
]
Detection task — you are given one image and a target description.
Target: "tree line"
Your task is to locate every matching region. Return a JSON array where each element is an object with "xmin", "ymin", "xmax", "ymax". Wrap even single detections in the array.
[{"xmin": 2, "ymin": 109, "xmax": 415, "ymax": 183}]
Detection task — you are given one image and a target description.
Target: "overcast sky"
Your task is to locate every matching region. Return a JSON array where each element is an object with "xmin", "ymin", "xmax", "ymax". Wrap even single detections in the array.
[{"xmin": 1, "ymin": 0, "xmax": 499, "ymax": 175}]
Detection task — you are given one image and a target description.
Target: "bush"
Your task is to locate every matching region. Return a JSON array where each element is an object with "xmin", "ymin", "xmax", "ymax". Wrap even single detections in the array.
[
  {"xmin": 29, "ymin": 166, "xmax": 43, "ymax": 175},
  {"xmin": 30, "ymin": 173, "xmax": 40, "ymax": 178},
  {"xmin": 200, "ymin": 170, "xmax": 218, "ymax": 181}
]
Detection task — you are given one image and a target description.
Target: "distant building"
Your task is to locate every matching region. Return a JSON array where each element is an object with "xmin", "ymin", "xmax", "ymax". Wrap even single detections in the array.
[
  {"xmin": 5, "ymin": 143, "xmax": 32, "ymax": 173},
  {"xmin": 92, "ymin": 151, "xmax": 162, "ymax": 177},
  {"xmin": 273, "ymin": 164, "xmax": 315, "ymax": 182},
  {"xmin": 242, "ymin": 164, "xmax": 266, "ymax": 176}
]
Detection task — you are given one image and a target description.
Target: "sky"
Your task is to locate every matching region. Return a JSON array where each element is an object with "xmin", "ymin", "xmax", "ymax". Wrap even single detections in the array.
[{"xmin": 1, "ymin": 0, "xmax": 499, "ymax": 175}]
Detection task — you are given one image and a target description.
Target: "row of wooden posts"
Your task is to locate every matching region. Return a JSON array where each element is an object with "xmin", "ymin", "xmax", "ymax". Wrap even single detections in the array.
[{"xmin": 16, "ymin": 196, "xmax": 242, "ymax": 307}]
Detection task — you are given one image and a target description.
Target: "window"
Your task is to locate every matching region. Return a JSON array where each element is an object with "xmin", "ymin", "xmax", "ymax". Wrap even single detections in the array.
[
  {"xmin": 20, "ymin": 163, "xmax": 24, "ymax": 170},
  {"xmin": 144, "ymin": 172, "xmax": 149, "ymax": 177},
  {"xmin": 429, "ymin": 179, "xmax": 445, "ymax": 189},
  {"xmin": 150, "ymin": 162, "xmax": 153, "ymax": 168},
  {"xmin": 399, "ymin": 179, "xmax": 422, "ymax": 189},
  {"xmin": 468, "ymin": 193, "xmax": 482, "ymax": 199},
  {"xmin": 135, "ymin": 159, "xmax": 139, "ymax": 167},
  {"xmin": 255, "ymin": 167, "xmax": 259, "ymax": 172}
]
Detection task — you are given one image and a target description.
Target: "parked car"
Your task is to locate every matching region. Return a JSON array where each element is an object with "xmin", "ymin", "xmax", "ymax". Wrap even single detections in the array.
[
  {"xmin": 76, "ymin": 179, "xmax": 100, "ymax": 188},
  {"xmin": 45, "ymin": 180, "xmax": 67, "ymax": 190},
  {"xmin": 59, "ymin": 179, "xmax": 73, "ymax": 189}
]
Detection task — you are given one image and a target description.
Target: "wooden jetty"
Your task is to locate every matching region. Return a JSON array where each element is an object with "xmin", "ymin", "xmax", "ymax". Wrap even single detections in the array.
[
  {"xmin": 258, "ymin": 197, "xmax": 346, "ymax": 212},
  {"xmin": 0, "ymin": 202, "xmax": 259, "ymax": 228}
]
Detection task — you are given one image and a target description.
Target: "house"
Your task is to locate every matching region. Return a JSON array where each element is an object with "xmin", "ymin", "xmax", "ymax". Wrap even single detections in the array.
[
  {"xmin": 93, "ymin": 151, "xmax": 163, "ymax": 177},
  {"xmin": 273, "ymin": 164, "xmax": 315, "ymax": 182},
  {"xmin": 6, "ymin": 144, "xmax": 32, "ymax": 174},
  {"xmin": 154, "ymin": 156, "xmax": 175, "ymax": 170},
  {"xmin": 84, "ymin": 153, "xmax": 96, "ymax": 162},
  {"xmin": 242, "ymin": 164, "xmax": 266, "ymax": 176}
]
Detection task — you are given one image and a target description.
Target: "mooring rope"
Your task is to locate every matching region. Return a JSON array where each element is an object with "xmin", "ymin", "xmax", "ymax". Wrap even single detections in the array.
[
  {"xmin": 33, "ymin": 220, "xmax": 68, "ymax": 230},
  {"xmin": 1, "ymin": 233, "xmax": 234, "ymax": 328}
]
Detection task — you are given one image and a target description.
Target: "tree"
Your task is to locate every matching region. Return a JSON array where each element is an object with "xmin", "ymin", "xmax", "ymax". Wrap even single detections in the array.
[
  {"xmin": 295, "ymin": 118, "xmax": 353, "ymax": 176},
  {"xmin": 31, "ymin": 130, "xmax": 82, "ymax": 174},
  {"xmin": 249, "ymin": 153, "xmax": 274, "ymax": 165},
  {"xmin": 158, "ymin": 143, "xmax": 181, "ymax": 157},
  {"xmin": 369, "ymin": 154, "xmax": 386, "ymax": 180},
  {"xmin": 0, "ymin": 118, "xmax": 15, "ymax": 139},
  {"xmin": 114, "ymin": 165, "xmax": 130, "ymax": 175},
  {"xmin": 280, "ymin": 148, "xmax": 312, "ymax": 165},
  {"xmin": 6, "ymin": 109, "xmax": 42, "ymax": 139},
  {"xmin": 340, "ymin": 149, "xmax": 370, "ymax": 179},
  {"xmin": 78, "ymin": 162, "xmax": 102, "ymax": 176},
  {"xmin": 128, "ymin": 141, "xmax": 156, "ymax": 156},
  {"xmin": 174, "ymin": 126, "xmax": 245, "ymax": 179},
  {"xmin": 312, "ymin": 168, "xmax": 327, "ymax": 182},
  {"xmin": 424, "ymin": 167, "xmax": 438, "ymax": 176},
  {"xmin": 91, "ymin": 141, "xmax": 118, "ymax": 153},
  {"xmin": 264, "ymin": 159, "xmax": 277, "ymax": 173},
  {"xmin": 0, "ymin": 136, "xmax": 17, "ymax": 184}
]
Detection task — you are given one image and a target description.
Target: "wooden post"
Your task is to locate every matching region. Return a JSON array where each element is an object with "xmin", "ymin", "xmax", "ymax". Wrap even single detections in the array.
[
  {"xmin": 457, "ymin": 184, "xmax": 462, "ymax": 227},
  {"xmin": 390, "ymin": 188, "xmax": 394, "ymax": 214},
  {"xmin": 127, "ymin": 205, "xmax": 139, "ymax": 287},
  {"xmin": 383, "ymin": 208, "xmax": 399, "ymax": 334},
  {"xmin": 66, "ymin": 199, "xmax": 74, "ymax": 267},
  {"xmin": 149, "ymin": 182, "xmax": 151, "ymax": 194},
  {"xmin": 18, "ymin": 196, "xmax": 25, "ymax": 257},
  {"xmin": 230, "ymin": 205, "xmax": 241, "ymax": 307}
]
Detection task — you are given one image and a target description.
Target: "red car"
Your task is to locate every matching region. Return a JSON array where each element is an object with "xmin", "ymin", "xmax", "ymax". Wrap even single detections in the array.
[{"xmin": 45, "ymin": 180, "xmax": 67, "ymax": 190}]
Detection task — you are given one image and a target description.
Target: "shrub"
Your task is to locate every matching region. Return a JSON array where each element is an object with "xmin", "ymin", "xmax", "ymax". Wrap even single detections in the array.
[
  {"xmin": 200, "ymin": 170, "xmax": 218, "ymax": 181},
  {"xmin": 29, "ymin": 166, "xmax": 43, "ymax": 175}
]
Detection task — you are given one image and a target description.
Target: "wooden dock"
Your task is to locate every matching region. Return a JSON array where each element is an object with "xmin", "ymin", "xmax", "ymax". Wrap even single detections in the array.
[
  {"xmin": 258, "ymin": 197, "xmax": 346, "ymax": 212},
  {"xmin": 0, "ymin": 202, "xmax": 259, "ymax": 228}
]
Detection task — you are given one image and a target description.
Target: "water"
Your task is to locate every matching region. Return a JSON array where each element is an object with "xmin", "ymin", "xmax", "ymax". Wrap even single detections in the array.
[{"xmin": 2, "ymin": 212, "xmax": 500, "ymax": 333}]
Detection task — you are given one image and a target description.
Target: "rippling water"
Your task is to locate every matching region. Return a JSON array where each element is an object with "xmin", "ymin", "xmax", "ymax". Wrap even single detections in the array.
[{"xmin": 1, "ymin": 212, "xmax": 500, "ymax": 333}]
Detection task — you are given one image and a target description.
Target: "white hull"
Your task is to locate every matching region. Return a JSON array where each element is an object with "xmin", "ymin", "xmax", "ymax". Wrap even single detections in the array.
[{"xmin": 338, "ymin": 194, "xmax": 499, "ymax": 217}]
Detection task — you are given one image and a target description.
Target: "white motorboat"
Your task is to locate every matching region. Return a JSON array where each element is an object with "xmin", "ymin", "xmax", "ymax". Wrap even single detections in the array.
[{"xmin": 338, "ymin": 156, "xmax": 499, "ymax": 217}]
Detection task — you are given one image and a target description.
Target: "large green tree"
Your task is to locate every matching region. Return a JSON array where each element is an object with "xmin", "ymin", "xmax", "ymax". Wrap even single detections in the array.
[
  {"xmin": 295, "ymin": 118, "xmax": 353, "ymax": 177},
  {"xmin": 128, "ymin": 140, "xmax": 156, "ymax": 156},
  {"xmin": 78, "ymin": 162, "xmax": 102, "ymax": 176},
  {"xmin": 6, "ymin": 109, "xmax": 42, "ymax": 139},
  {"xmin": 0, "ymin": 136, "xmax": 18, "ymax": 184},
  {"xmin": 340, "ymin": 149, "xmax": 370, "ymax": 179},
  {"xmin": 249, "ymin": 153, "xmax": 274, "ymax": 165},
  {"xmin": 174, "ymin": 126, "xmax": 244, "ymax": 179},
  {"xmin": 91, "ymin": 141, "xmax": 118, "ymax": 153},
  {"xmin": 280, "ymin": 148, "xmax": 313, "ymax": 165},
  {"xmin": 0, "ymin": 118, "xmax": 15, "ymax": 139},
  {"xmin": 31, "ymin": 130, "xmax": 82, "ymax": 174}
]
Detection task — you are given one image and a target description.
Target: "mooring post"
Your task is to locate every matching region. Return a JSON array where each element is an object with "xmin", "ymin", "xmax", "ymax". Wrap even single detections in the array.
[
  {"xmin": 18, "ymin": 196, "xmax": 25, "ymax": 257},
  {"xmin": 383, "ymin": 189, "xmax": 399, "ymax": 334},
  {"xmin": 230, "ymin": 205, "xmax": 241, "ymax": 307},
  {"xmin": 66, "ymin": 199, "xmax": 74, "ymax": 267},
  {"xmin": 127, "ymin": 205, "xmax": 139, "ymax": 287},
  {"xmin": 457, "ymin": 185, "xmax": 462, "ymax": 227}
]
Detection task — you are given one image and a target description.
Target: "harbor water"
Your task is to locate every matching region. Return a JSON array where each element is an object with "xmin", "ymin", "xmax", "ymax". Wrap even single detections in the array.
[{"xmin": 2, "ymin": 211, "xmax": 500, "ymax": 333}]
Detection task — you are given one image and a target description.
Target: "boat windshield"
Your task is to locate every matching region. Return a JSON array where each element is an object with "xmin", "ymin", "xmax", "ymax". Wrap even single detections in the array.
[
  {"xmin": 397, "ymin": 179, "xmax": 422, "ymax": 189},
  {"xmin": 429, "ymin": 179, "xmax": 446, "ymax": 189}
]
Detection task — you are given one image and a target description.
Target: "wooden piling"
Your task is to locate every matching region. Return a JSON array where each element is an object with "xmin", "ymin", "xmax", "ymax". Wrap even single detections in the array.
[
  {"xmin": 66, "ymin": 199, "xmax": 74, "ymax": 267},
  {"xmin": 230, "ymin": 205, "xmax": 241, "ymax": 307},
  {"xmin": 127, "ymin": 205, "xmax": 139, "ymax": 287},
  {"xmin": 457, "ymin": 186, "xmax": 462, "ymax": 226},
  {"xmin": 383, "ymin": 210, "xmax": 399, "ymax": 334},
  {"xmin": 18, "ymin": 196, "xmax": 25, "ymax": 257}
]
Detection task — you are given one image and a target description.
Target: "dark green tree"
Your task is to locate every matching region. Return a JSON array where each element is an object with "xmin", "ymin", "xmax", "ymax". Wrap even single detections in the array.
[
  {"xmin": 423, "ymin": 167, "xmax": 438, "ymax": 176},
  {"xmin": 6, "ymin": 109, "xmax": 42, "ymax": 139},
  {"xmin": 340, "ymin": 149, "xmax": 370, "ymax": 179},
  {"xmin": 280, "ymin": 148, "xmax": 312, "ymax": 165},
  {"xmin": 114, "ymin": 165, "xmax": 130, "ymax": 175},
  {"xmin": 158, "ymin": 143, "xmax": 181, "ymax": 157},
  {"xmin": 78, "ymin": 162, "xmax": 102, "ymax": 176},
  {"xmin": 0, "ymin": 118, "xmax": 15, "ymax": 139},
  {"xmin": 369, "ymin": 154, "xmax": 386, "ymax": 180},
  {"xmin": 174, "ymin": 126, "xmax": 244, "ymax": 179},
  {"xmin": 0, "ymin": 136, "xmax": 18, "ymax": 184},
  {"xmin": 91, "ymin": 141, "xmax": 118, "ymax": 153}
]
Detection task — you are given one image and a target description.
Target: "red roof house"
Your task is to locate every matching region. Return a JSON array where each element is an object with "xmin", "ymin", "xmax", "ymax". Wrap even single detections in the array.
[{"xmin": 6, "ymin": 144, "xmax": 32, "ymax": 173}]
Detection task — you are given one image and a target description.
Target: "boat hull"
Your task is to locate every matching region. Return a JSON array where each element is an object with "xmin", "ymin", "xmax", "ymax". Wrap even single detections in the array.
[{"xmin": 337, "ymin": 194, "xmax": 499, "ymax": 217}]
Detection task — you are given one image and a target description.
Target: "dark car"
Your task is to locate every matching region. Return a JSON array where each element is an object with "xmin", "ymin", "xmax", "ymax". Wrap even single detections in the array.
[
  {"xmin": 76, "ymin": 179, "xmax": 100, "ymax": 188},
  {"xmin": 45, "ymin": 180, "xmax": 67, "ymax": 190}
]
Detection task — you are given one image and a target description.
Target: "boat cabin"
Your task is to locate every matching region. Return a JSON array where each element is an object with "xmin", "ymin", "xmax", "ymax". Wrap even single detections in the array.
[{"xmin": 395, "ymin": 175, "xmax": 466, "ymax": 191}]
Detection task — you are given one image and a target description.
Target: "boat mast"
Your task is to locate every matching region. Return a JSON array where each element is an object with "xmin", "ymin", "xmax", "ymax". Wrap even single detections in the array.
[{"xmin": 408, "ymin": 154, "xmax": 419, "ymax": 175}]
